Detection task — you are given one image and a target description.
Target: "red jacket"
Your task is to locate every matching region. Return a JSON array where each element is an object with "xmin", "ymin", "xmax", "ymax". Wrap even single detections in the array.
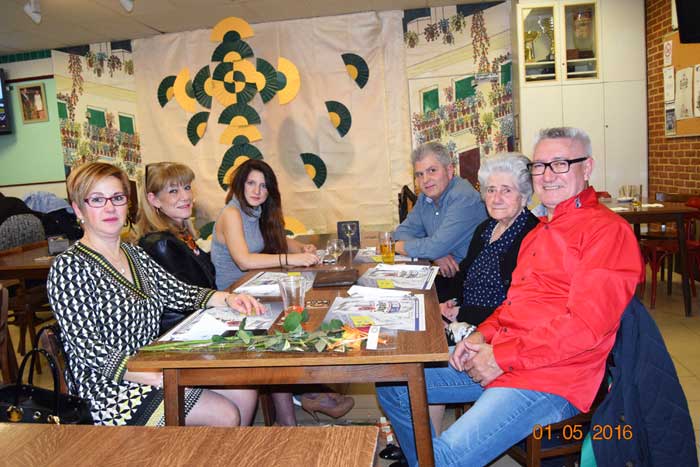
[{"xmin": 478, "ymin": 187, "xmax": 643, "ymax": 411}]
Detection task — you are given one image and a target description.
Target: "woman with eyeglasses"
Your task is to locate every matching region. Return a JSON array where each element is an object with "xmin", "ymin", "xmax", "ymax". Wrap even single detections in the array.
[
  {"xmin": 381, "ymin": 154, "xmax": 540, "ymax": 463},
  {"xmin": 136, "ymin": 162, "xmax": 215, "ymax": 333},
  {"xmin": 47, "ymin": 162, "xmax": 262, "ymax": 427}
]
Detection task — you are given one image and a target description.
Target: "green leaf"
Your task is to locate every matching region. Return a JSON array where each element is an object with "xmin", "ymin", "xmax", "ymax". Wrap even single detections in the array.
[
  {"xmin": 282, "ymin": 339, "xmax": 291, "ymax": 351},
  {"xmin": 212, "ymin": 335, "xmax": 225, "ymax": 343},
  {"xmin": 283, "ymin": 312, "xmax": 302, "ymax": 332},
  {"xmin": 240, "ymin": 317, "xmax": 247, "ymax": 330},
  {"xmin": 314, "ymin": 340, "xmax": 327, "ymax": 352},
  {"xmin": 238, "ymin": 329, "xmax": 251, "ymax": 344},
  {"xmin": 301, "ymin": 308, "xmax": 309, "ymax": 323}
]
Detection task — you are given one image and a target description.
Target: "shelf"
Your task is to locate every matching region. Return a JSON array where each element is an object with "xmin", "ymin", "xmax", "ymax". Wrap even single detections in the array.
[
  {"xmin": 525, "ymin": 61, "xmax": 555, "ymax": 66},
  {"xmin": 525, "ymin": 74, "xmax": 557, "ymax": 81},
  {"xmin": 567, "ymin": 71, "xmax": 597, "ymax": 77},
  {"xmin": 567, "ymin": 58, "xmax": 597, "ymax": 63}
]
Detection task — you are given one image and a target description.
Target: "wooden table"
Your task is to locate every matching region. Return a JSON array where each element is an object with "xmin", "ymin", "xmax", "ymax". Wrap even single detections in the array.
[
  {"xmin": 0, "ymin": 424, "xmax": 378, "ymax": 467},
  {"xmin": 603, "ymin": 200, "xmax": 698, "ymax": 316},
  {"xmin": 0, "ymin": 245, "xmax": 53, "ymax": 282},
  {"xmin": 129, "ymin": 263, "xmax": 448, "ymax": 467}
]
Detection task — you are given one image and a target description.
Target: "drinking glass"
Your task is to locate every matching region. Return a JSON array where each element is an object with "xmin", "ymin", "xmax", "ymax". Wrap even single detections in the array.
[
  {"xmin": 379, "ymin": 232, "xmax": 395, "ymax": 264},
  {"xmin": 326, "ymin": 239, "xmax": 345, "ymax": 270},
  {"xmin": 343, "ymin": 223, "xmax": 357, "ymax": 252},
  {"xmin": 278, "ymin": 276, "xmax": 307, "ymax": 317}
]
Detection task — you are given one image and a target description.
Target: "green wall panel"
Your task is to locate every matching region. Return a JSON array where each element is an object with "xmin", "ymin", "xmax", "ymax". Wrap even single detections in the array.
[{"xmin": 0, "ymin": 79, "xmax": 65, "ymax": 185}]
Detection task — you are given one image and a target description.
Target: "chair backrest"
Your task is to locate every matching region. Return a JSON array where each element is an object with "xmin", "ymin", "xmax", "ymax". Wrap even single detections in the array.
[
  {"xmin": 398, "ymin": 185, "xmax": 417, "ymax": 223},
  {"xmin": 36, "ymin": 325, "xmax": 69, "ymax": 394},
  {"xmin": 0, "ymin": 214, "xmax": 46, "ymax": 251},
  {"xmin": 655, "ymin": 192, "xmax": 700, "ymax": 203}
]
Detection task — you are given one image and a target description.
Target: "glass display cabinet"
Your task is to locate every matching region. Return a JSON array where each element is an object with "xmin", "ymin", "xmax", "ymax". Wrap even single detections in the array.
[{"xmin": 519, "ymin": 1, "xmax": 599, "ymax": 84}]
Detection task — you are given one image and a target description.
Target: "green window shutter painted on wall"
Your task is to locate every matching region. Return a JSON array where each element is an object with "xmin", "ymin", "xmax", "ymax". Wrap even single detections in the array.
[
  {"xmin": 57, "ymin": 101, "xmax": 67, "ymax": 119},
  {"xmin": 119, "ymin": 114, "xmax": 134, "ymax": 134},
  {"xmin": 455, "ymin": 77, "xmax": 475, "ymax": 101},
  {"xmin": 501, "ymin": 62, "xmax": 512, "ymax": 85},
  {"xmin": 87, "ymin": 108, "xmax": 106, "ymax": 128},
  {"xmin": 422, "ymin": 88, "xmax": 439, "ymax": 113}
]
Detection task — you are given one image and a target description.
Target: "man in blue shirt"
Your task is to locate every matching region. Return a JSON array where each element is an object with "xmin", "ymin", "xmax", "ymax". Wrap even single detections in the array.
[{"xmin": 394, "ymin": 142, "xmax": 486, "ymax": 299}]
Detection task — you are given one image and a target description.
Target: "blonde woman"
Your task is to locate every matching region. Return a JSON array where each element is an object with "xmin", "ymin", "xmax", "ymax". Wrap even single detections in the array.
[
  {"xmin": 136, "ymin": 162, "xmax": 215, "ymax": 332},
  {"xmin": 47, "ymin": 162, "xmax": 262, "ymax": 427}
]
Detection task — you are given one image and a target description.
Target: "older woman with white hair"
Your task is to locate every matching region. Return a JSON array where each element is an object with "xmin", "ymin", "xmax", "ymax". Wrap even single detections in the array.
[
  {"xmin": 440, "ymin": 153, "xmax": 539, "ymax": 328},
  {"xmin": 380, "ymin": 153, "xmax": 540, "ymax": 462}
]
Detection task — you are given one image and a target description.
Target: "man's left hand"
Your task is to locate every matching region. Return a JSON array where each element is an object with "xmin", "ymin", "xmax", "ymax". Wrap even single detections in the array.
[
  {"xmin": 435, "ymin": 254, "xmax": 459, "ymax": 277},
  {"xmin": 462, "ymin": 342, "xmax": 504, "ymax": 386}
]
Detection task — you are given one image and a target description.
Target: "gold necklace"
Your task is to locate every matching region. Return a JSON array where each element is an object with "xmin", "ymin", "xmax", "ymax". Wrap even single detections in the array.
[{"xmin": 83, "ymin": 241, "xmax": 127, "ymax": 274}]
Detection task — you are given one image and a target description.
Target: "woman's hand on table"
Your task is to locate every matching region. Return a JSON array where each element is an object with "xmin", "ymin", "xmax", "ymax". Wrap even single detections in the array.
[
  {"xmin": 225, "ymin": 293, "xmax": 264, "ymax": 315},
  {"xmin": 289, "ymin": 252, "xmax": 319, "ymax": 267}
]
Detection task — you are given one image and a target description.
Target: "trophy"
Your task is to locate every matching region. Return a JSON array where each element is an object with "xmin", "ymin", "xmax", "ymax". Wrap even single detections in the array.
[
  {"xmin": 538, "ymin": 16, "xmax": 555, "ymax": 61},
  {"xmin": 524, "ymin": 30, "xmax": 540, "ymax": 62}
]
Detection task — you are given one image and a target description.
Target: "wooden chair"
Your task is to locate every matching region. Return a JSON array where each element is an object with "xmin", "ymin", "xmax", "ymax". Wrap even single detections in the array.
[
  {"xmin": 639, "ymin": 195, "xmax": 700, "ymax": 308},
  {"xmin": 0, "ymin": 282, "xmax": 19, "ymax": 384},
  {"xmin": 0, "ymin": 240, "xmax": 52, "ymax": 357},
  {"xmin": 35, "ymin": 324, "xmax": 70, "ymax": 394},
  {"xmin": 507, "ymin": 385, "xmax": 607, "ymax": 467}
]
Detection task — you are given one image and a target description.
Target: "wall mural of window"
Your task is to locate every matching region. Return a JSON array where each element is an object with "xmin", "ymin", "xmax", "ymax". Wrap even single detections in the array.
[
  {"xmin": 53, "ymin": 40, "xmax": 141, "ymax": 178},
  {"xmin": 405, "ymin": 1, "xmax": 514, "ymax": 185},
  {"xmin": 422, "ymin": 87, "xmax": 439, "ymax": 114}
]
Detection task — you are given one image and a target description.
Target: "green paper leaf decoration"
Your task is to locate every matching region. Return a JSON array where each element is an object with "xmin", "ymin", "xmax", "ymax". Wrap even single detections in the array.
[
  {"xmin": 341, "ymin": 53, "xmax": 369, "ymax": 89},
  {"xmin": 157, "ymin": 75, "xmax": 176, "ymax": 107},
  {"xmin": 219, "ymin": 103, "xmax": 261, "ymax": 126},
  {"xmin": 300, "ymin": 153, "xmax": 328, "ymax": 189},
  {"xmin": 186, "ymin": 111, "xmax": 209, "ymax": 146},
  {"xmin": 325, "ymin": 100, "xmax": 352, "ymax": 137},
  {"xmin": 218, "ymin": 144, "xmax": 264, "ymax": 190},
  {"xmin": 192, "ymin": 66, "xmax": 213, "ymax": 109},
  {"xmin": 256, "ymin": 58, "xmax": 280, "ymax": 104},
  {"xmin": 212, "ymin": 62, "xmax": 234, "ymax": 82},
  {"xmin": 235, "ymin": 82, "xmax": 258, "ymax": 105},
  {"xmin": 211, "ymin": 40, "xmax": 254, "ymax": 62}
]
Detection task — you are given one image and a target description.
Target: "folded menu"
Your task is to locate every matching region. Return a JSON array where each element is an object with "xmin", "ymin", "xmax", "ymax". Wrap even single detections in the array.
[{"xmin": 313, "ymin": 269, "xmax": 358, "ymax": 287}]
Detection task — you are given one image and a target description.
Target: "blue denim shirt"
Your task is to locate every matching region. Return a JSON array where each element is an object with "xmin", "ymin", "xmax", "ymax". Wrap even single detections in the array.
[{"xmin": 393, "ymin": 177, "xmax": 486, "ymax": 262}]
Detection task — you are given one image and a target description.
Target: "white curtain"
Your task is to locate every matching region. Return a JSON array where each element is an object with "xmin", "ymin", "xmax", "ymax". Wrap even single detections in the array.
[{"xmin": 133, "ymin": 11, "xmax": 411, "ymax": 233}]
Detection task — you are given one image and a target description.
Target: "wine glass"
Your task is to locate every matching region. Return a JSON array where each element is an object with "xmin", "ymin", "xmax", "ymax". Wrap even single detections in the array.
[
  {"xmin": 326, "ymin": 239, "xmax": 345, "ymax": 270},
  {"xmin": 343, "ymin": 223, "xmax": 357, "ymax": 252}
]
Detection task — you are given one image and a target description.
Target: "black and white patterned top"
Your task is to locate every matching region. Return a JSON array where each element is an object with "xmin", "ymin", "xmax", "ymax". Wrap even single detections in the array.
[{"xmin": 47, "ymin": 241, "xmax": 214, "ymax": 426}]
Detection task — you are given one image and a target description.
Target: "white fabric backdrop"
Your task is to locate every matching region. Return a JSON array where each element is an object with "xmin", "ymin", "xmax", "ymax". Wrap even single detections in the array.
[{"xmin": 133, "ymin": 11, "xmax": 412, "ymax": 234}]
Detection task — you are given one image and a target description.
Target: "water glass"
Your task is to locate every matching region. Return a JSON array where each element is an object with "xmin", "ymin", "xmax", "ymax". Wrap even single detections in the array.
[{"xmin": 278, "ymin": 276, "xmax": 307, "ymax": 317}]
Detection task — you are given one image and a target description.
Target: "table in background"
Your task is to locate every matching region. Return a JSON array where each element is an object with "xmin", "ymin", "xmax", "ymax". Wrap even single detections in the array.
[
  {"xmin": 603, "ymin": 200, "xmax": 698, "ymax": 317},
  {"xmin": 129, "ymin": 261, "xmax": 447, "ymax": 467},
  {"xmin": 0, "ymin": 424, "xmax": 378, "ymax": 467},
  {"xmin": 0, "ymin": 244, "xmax": 53, "ymax": 282}
]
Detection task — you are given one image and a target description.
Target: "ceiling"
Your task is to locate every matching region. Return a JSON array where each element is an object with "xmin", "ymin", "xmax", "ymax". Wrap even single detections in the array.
[{"xmin": 0, "ymin": 0, "xmax": 487, "ymax": 55}]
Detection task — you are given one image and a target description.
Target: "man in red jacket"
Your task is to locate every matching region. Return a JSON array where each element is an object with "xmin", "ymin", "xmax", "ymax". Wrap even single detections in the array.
[{"xmin": 376, "ymin": 127, "xmax": 643, "ymax": 467}]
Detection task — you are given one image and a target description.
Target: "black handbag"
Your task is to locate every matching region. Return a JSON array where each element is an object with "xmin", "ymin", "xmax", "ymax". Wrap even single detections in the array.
[{"xmin": 0, "ymin": 348, "xmax": 93, "ymax": 424}]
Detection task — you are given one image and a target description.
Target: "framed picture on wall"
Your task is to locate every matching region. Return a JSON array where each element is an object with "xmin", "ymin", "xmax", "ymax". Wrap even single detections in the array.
[{"xmin": 18, "ymin": 83, "xmax": 48, "ymax": 123}]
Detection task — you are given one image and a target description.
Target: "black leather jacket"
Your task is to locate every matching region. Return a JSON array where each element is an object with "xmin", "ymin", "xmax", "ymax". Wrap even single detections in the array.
[{"xmin": 139, "ymin": 231, "xmax": 216, "ymax": 333}]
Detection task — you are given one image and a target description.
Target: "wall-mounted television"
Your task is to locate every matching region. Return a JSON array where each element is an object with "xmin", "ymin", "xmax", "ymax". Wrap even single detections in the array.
[{"xmin": 0, "ymin": 69, "xmax": 13, "ymax": 134}]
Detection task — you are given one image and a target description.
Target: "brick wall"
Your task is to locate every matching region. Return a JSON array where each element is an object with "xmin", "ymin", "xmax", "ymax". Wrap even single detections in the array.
[{"xmin": 646, "ymin": 0, "xmax": 700, "ymax": 196}]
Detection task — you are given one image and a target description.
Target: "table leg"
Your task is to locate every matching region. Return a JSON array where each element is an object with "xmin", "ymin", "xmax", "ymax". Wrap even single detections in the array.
[
  {"xmin": 406, "ymin": 363, "xmax": 435, "ymax": 467},
  {"xmin": 676, "ymin": 214, "xmax": 692, "ymax": 317},
  {"xmin": 163, "ymin": 369, "xmax": 185, "ymax": 426}
]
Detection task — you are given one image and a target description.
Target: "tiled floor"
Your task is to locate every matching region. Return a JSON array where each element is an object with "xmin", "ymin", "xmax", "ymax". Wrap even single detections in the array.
[{"xmin": 8, "ymin": 267, "xmax": 700, "ymax": 465}]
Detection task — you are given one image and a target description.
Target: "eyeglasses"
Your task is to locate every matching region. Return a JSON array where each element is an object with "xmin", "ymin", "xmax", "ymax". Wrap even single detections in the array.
[
  {"xmin": 84, "ymin": 194, "xmax": 129, "ymax": 208},
  {"xmin": 527, "ymin": 157, "xmax": 589, "ymax": 176}
]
